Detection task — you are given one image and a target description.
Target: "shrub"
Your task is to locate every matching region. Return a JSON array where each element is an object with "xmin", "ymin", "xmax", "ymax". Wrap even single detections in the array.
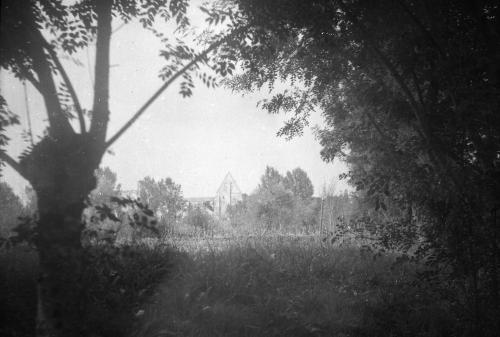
[
  {"xmin": 0, "ymin": 242, "xmax": 179, "ymax": 337},
  {"xmin": 81, "ymin": 244, "xmax": 179, "ymax": 336},
  {"xmin": 183, "ymin": 206, "xmax": 216, "ymax": 234}
]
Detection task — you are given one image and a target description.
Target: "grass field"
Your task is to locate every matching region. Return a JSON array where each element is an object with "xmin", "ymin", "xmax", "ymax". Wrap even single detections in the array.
[
  {"xmin": 133, "ymin": 235, "xmax": 455, "ymax": 337},
  {"xmin": 0, "ymin": 232, "xmax": 461, "ymax": 337}
]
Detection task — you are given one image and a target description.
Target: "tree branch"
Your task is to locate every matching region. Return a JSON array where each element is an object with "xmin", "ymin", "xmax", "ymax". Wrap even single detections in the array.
[
  {"xmin": 104, "ymin": 29, "xmax": 243, "ymax": 150},
  {"xmin": 397, "ymin": 0, "xmax": 446, "ymax": 58},
  {"xmin": 0, "ymin": 152, "xmax": 27, "ymax": 180},
  {"xmin": 339, "ymin": 2, "xmax": 429, "ymax": 143},
  {"xmin": 340, "ymin": 2, "xmax": 479, "ymax": 206},
  {"xmin": 18, "ymin": 67, "xmax": 44, "ymax": 94},
  {"xmin": 364, "ymin": 108, "xmax": 393, "ymax": 145},
  {"xmin": 89, "ymin": 0, "xmax": 113, "ymax": 147},
  {"xmin": 40, "ymin": 37, "xmax": 86, "ymax": 134},
  {"xmin": 410, "ymin": 69, "xmax": 426, "ymax": 109},
  {"xmin": 22, "ymin": 9, "xmax": 74, "ymax": 140}
]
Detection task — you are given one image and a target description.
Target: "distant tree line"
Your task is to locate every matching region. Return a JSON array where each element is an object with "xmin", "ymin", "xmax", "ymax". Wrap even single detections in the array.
[
  {"xmin": 228, "ymin": 166, "xmax": 352, "ymax": 233},
  {"xmin": 1, "ymin": 167, "xmax": 359, "ymax": 238},
  {"xmin": 84, "ymin": 168, "xmax": 186, "ymax": 237},
  {"xmin": 137, "ymin": 176, "xmax": 185, "ymax": 231}
]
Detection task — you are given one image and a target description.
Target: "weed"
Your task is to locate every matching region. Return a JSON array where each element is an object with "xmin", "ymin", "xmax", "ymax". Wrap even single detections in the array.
[{"xmin": 134, "ymin": 236, "xmax": 455, "ymax": 337}]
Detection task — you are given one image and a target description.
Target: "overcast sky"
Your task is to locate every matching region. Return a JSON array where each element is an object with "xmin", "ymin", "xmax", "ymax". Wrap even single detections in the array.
[{"xmin": 0, "ymin": 6, "xmax": 349, "ymax": 201}]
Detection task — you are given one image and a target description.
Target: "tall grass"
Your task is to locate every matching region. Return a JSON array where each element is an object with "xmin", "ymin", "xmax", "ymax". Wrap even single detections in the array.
[
  {"xmin": 0, "ymin": 229, "xmax": 458, "ymax": 337},
  {"xmin": 134, "ymin": 236, "xmax": 455, "ymax": 337}
]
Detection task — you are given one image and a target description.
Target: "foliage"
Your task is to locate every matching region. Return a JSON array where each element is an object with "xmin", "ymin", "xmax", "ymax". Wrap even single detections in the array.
[
  {"xmin": 1, "ymin": 190, "xmax": 177, "ymax": 336},
  {"xmin": 0, "ymin": 95, "xmax": 19, "ymax": 175},
  {"xmin": 84, "ymin": 195, "xmax": 161, "ymax": 246},
  {"xmin": 84, "ymin": 167, "xmax": 123, "ymax": 237},
  {"xmin": 79, "ymin": 244, "xmax": 178, "ymax": 337},
  {"xmin": 253, "ymin": 167, "xmax": 295, "ymax": 229},
  {"xmin": 183, "ymin": 206, "xmax": 216, "ymax": 234},
  {"xmin": 0, "ymin": 242, "xmax": 179, "ymax": 337},
  {"xmin": 89, "ymin": 166, "xmax": 122, "ymax": 206},
  {"xmin": 137, "ymin": 176, "xmax": 185, "ymax": 230},
  {"xmin": 134, "ymin": 236, "xmax": 456, "ymax": 337},
  {"xmin": 283, "ymin": 167, "xmax": 314, "ymax": 200},
  {"xmin": 319, "ymin": 190, "xmax": 358, "ymax": 233},
  {"xmin": 0, "ymin": 182, "xmax": 27, "ymax": 237},
  {"xmin": 211, "ymin": 0, "xmax": 500, "ymax": 333},
  {"xmin": 228, "ymin": 166, "xmax": 319, "ymax": 232}
]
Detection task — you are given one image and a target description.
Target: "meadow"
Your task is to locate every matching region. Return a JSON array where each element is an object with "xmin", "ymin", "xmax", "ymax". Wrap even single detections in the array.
[
  {"xmin": 133, "ymin": 234, "xmax": 455, "ymax": 337},
  {"xmin": 1, "ymin": 232, "xmax": 458, "ymax": 337}
]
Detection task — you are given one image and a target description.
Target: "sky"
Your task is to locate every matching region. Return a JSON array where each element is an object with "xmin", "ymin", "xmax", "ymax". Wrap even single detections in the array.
[{"xmin": 0, "ymin": 5, "xmax": 350, "ymax": 201}]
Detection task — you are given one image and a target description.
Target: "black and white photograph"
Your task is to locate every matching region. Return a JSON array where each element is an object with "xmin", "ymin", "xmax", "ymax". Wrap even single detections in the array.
[{"xmin": 1, "ymin": 1, "xmax": 499, "ymax": 336}]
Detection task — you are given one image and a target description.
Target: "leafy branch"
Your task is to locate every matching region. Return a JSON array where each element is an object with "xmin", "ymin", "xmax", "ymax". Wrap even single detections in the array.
[
  {"xmin": 0, "ymin": 152, "xmax": 27, "ymax": 179},
  {"xmin": 104, "ymin": 27, "xmax": 246, "ymax": 150},
  {"xmin": 40, "ymin": 36, "xmax": 86, "ymax": 133}
]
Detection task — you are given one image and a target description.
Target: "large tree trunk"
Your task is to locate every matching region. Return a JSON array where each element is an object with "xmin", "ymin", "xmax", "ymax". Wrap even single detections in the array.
[
  {"xmin": 36, "ymin": 198, "xmax": 87, "ymax": 336},
  {"xmin": 21, "ymin": 135, "xmax": 101, "ymax": 336}
]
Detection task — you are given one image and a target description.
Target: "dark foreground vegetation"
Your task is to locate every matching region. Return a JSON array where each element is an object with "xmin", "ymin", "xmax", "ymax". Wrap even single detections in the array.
[
  {"xmin": 1, "ymin": 163, "xmax": 498, "ymax": 337},
  {"xmin": 137, "ymin": 236, "xmax": 456, "ymax": 337},
  {"xmin": 0, "ymin": 243, "xmax": 180, "ymax": 337},
  {"xmin": 1, "ymin": 233, "xmax": 487, "ymax": 337}
]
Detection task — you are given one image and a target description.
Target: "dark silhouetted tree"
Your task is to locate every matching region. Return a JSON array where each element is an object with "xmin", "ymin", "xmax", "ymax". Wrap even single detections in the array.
[
  {"xmin": 0, "ymin": 1, "xmax": 245, "ymax": 335},
  {"xmin": 214, "ymin": 0, "xmax": 500, "ymax": 332}
]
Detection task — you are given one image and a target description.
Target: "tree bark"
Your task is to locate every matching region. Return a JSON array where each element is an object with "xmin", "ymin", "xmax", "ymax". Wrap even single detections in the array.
[
  {"xmin": 36, "ymin": 200, "xmax": 87, "ymax": 337},
  {"xmin": 20, "ymin": 135, "xmax": 100, "ymax": 337}
]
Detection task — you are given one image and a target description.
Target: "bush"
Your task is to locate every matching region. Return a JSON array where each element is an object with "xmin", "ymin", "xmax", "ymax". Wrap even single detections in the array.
[
  {"xmin": 0, "ymin": 242, "xmax": 180, "ymax": 337},
  {"xmin": 183, "ymin": 206, "xmax": 216, "ymax": 234},
  {"xmin": 80, "ymin": 243, "xmax": 179, "ymax": 336}
]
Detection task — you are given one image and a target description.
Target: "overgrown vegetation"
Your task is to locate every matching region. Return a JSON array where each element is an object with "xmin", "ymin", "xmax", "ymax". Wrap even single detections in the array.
[
  {"xmin": 1, "ymin": 0, "xmax": 498, "ymax": 335},
  {"xmin": 0, "ymin": 182, "xmax": 31, "ymax": 237},
  {"xmin": 0, "ymin": 243, "xmax": 180, "ymax": 337},
  {"xmin": 135, "ymin": 236, "xmax": 457, "ymax": 337},
  {"xmin": 0, "ymin": 169, "xmax": 494, "ymax": 336},
  {"xmin": 214, "ymin": 0, "xmax": 500, "ymax": 334}
]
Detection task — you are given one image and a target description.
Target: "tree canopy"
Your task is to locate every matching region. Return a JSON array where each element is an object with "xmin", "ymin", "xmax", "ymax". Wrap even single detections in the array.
[
  {"xmin": 284, "ymin": 167, "xmax": 314, "ymax": 200},
  {"xmin": 232, "ymin": 166, "xmax": 318, "ymax": 231},
  {"xmin": 137, "ymin": 176, "xmax": 185, "ymax": 226},
  {"xmin": 215, "ymin": 0, "xmax": 500, "ymax": 331},
  {"xmin": 221, "ymin": 0, "xmax": 500, "ymax": 210},
  {"xmin": 217, "ymin": 0, "xmax": 500, "ymax": 241}
]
